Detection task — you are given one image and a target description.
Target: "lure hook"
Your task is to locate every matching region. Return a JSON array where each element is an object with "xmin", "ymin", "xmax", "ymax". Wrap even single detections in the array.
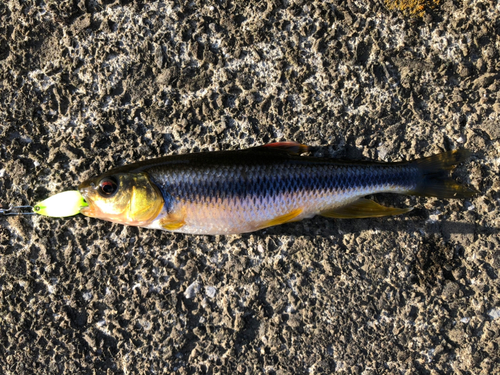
[{"xmin": 0, "ymin": 205, "xmax": 36, "ymax": 216}]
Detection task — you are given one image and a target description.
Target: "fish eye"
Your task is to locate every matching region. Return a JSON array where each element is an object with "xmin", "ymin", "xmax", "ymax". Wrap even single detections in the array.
[{"xmin": 98, "ymin": 177, "xmax": 118, "ymax": 197}]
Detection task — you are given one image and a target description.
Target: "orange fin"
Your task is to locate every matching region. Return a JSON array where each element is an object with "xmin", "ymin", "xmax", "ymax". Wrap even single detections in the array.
[
  {"xmin": 258, "ymin": 142, "xmax": 310, "ymax": 155},
  {"xmin": 321, "ymin": 199, "xmax": 412, "ymax": 219},
  {"xmin": 162, "ymin": 220, "xmax": 185, "ymax": 230},
  {"xmin": 258, "ymin": 208, "xmax": 303, "ymax": 229},
  {"xmin": 159, "ymin": 208, "xmax": 186, "ymax": 231}
]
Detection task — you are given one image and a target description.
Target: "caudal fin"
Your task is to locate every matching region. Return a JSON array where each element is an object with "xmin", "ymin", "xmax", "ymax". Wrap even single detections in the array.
[{"xmin": 412, "ymin": 150, "xmax": 478, "ymax": 199}]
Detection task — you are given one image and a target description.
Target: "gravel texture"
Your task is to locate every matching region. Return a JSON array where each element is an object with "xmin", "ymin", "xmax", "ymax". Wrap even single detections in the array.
[{"xmin": 1, "ymin": 0, "xmax": 500, "ymax": 374}]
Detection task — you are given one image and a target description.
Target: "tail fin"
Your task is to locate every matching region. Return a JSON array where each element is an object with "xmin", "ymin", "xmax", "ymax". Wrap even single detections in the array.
[{"xmin": 412, "ymin": 150, "xmax": 478, "ymax": 199}]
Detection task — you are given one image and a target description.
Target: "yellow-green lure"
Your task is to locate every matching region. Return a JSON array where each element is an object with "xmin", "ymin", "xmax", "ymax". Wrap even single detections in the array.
[{"xmin": 33, "ymin": 191, "xmax": 88, "ymax": 217}]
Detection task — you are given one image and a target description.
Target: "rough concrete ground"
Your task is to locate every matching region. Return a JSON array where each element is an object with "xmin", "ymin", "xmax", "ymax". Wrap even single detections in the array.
[{"xmin": 1, "ymin": 0, "xmax": 499, "ymax": 374}]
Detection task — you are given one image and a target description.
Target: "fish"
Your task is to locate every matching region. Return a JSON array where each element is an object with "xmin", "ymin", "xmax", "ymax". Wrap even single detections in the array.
[{"xmin": 78, "ymin": 142, "xmax": 478, "ymax": 235}]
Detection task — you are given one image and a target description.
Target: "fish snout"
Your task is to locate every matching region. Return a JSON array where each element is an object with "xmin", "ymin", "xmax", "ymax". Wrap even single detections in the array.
[{"xmin": 78, "ymin": 180, "xmax": 97, "ymax": 216}]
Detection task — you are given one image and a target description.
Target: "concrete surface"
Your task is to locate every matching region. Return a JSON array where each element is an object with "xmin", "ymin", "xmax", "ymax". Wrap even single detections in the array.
[{"xmin": 1, "ymin": 0, "xmax": 499, "ymax": 373}]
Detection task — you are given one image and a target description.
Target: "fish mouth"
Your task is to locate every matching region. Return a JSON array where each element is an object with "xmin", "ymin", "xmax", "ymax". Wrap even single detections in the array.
[
  {"xmin": 79, "ymin": 200, "xmax": 93, "ymax": 216},
  {"xmin": 78, "ymin": 183, "xmax": 97, "ymax": 217}
]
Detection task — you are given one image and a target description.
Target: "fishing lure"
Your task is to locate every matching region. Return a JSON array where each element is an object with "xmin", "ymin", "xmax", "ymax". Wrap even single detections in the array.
[
  {"xmin": 1, "ymin": 191, "xmax": 87, "ymax": 217},
  {"xmin": 78, "ymin": 142, "xmax": 477, "ymax": 235},
  {"xmin": 34, "ymin": 191, "xmax": 88, "ymax": 217}
]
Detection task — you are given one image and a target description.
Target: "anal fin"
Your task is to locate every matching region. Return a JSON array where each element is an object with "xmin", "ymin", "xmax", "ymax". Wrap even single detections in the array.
[
  {"xmin": 321, "ymin": 199, "xmax": 412, "ymax": 219},
  {"xmin": 258, "ymin": 208, "xmax": 303, "ymax": 229}
]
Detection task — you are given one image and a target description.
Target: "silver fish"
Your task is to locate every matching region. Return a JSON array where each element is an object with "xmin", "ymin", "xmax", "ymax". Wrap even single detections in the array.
[{"xmin": 78, "ymin": 142, "xmax": 477, "ymax": 235}]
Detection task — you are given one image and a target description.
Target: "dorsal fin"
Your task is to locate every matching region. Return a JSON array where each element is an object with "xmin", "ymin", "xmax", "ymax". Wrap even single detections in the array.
[{"xmin": 257, "ymin": 142, "xmax": 310, "ymax": 155}]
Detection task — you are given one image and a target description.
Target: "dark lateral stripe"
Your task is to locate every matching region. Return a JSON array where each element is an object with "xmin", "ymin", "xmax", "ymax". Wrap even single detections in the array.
[{"xmin": 151, "ymin": 164, "xmax": 418, "ymax": 203}]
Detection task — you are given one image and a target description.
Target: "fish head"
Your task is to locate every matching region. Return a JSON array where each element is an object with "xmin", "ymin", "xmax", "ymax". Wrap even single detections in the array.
[{"xmin": 78, "ymin": 172, "xmax": 164, "ymax": 226}]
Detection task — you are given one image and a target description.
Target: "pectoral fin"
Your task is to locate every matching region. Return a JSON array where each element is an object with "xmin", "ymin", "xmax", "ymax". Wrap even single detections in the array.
[
  {"xmin": 159, "ymin": 207, "xmax": 186, "ymax": 231},
  {"xmin": 258, "ymin": 208, "xmax": 303, "ymax": 229},
  {"xmin": 321, "ymin": 199, "xmax": 412, "ymax": 219},
  {"xmin": 161, "ymin": 220, "xmax": 185, "ymax": 230}
]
